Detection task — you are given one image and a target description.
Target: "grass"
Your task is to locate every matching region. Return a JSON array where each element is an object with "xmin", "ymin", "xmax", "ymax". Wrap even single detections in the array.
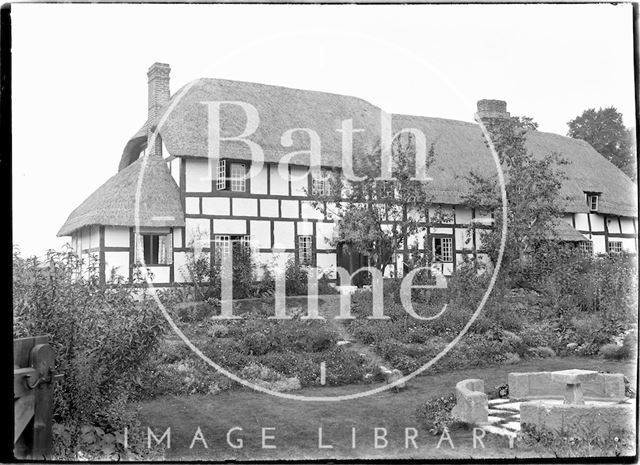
[{"xmin": 137, "ymin": 356, "xmax": 636, "ymax": 460}]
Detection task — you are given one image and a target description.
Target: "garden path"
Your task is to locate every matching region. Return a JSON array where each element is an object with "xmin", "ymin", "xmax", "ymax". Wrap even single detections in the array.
[{"xmin": 318, "ymin": 295, "xmax": 391, "ymax": 369}]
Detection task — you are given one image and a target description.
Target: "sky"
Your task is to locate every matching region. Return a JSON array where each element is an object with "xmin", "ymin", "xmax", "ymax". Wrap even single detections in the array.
[{"xmin": 12, "ymin": 3, "xmax": 637, "ymax": 257}]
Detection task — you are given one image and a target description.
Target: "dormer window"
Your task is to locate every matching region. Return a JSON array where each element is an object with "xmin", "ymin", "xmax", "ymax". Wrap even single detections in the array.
[
  {"xmin": 586, "ymin": 193, "xmax": 600, "ymax": 213},
  {"xmin": 216, "ymin": 159, "xmax": 247, "ymax": 192}
]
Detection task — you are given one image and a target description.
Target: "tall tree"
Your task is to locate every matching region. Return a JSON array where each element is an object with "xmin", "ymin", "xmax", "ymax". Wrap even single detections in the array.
[
  {"xmin": 465, "ymin": 115, "xmax": 567, "ymax": 286},
  {"xmin": 567, "ymin": 107, "xmax": 636, "ymax": 180}
]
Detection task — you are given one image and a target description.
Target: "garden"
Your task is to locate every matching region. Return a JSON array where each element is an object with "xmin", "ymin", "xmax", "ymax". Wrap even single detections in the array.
[{"xmin": 12, "ymin": 240, "xmax": 638, "ymax": 460}]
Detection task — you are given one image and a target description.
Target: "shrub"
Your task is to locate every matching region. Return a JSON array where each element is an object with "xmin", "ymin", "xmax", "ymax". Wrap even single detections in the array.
[
  {"xmin": 13, "ymin": 248, "xmax": 166, "ymax": 459},
  {"xmin": 529, "ymin": 346, "xmax": 556, "ymax": 358},
  {"xmin": 285, "ymin": 258, "xmax": 308, "ymax": 296},
  {"xmin": 415, "ymin": 393, "xmax": 458, "ymax": 434},
  {"xmin": 599, "ymin": 343, "xmax": 629, "ymax": 361}
]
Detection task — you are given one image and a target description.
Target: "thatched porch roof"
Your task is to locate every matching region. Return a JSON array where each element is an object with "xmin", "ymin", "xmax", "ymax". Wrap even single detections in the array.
[{"xmin": 57, "ymin": 155, "xmax": 184, "ymax": 236}]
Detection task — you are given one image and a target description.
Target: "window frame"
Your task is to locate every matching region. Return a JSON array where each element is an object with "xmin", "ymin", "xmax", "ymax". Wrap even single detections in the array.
[
  {"xmin": 586, "ymin": 193, "xmax": 600, "ymax": 213},
  {"xmin": 216, "ymin": 159, "xmax": 227, "ymax": 191},
  {"xmin": 230, "ymin": 162, "xmax": 247, "ymax": 192},
  {"xmin": 432, "ymin": 236, "xmax": 454, "ymax": 263},
  {"xmin": 311, "ymin": 168, "xmax": 332, "ymax": 197},
  {"xmin": 214, "ymin": 234, "xmax": 252, "ymax": 261},
  {"xmin": 578, "ymin": 240, "xmax": 593, "ymax": 257},
  {"xmin": 136, "ymin": 232, "xmax": 173, "ymax": 266},
  {"xmin": 608, "ymin": 240, "xmax": 623, "ymax": 255},
  {"xmin": 297, "ymin": 235, "xmax": 314, "ymax": 266}
]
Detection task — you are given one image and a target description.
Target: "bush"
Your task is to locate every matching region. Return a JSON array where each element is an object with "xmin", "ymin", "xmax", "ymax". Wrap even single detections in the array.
[
  {"xmin": 415, "ymin": 393, "xmax": 458, "ymax": 434},
  {"xmin": 13, "ymin": 248, "xmax": 166, "ymax": 459},
  {"xmin": 599, "ymin": 343, "xmax": 630, "ymax": 361}
]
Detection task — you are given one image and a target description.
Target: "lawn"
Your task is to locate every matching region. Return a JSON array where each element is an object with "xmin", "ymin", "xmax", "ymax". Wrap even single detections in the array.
[{"xmin": 137, "ymin": 356, "xmax": 636, "ymax": 460}]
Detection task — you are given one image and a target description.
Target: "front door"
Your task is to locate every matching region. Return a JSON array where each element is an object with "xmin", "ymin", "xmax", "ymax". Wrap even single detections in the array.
[{"xmin": 336, "ymin": 243, "xmax": 370, "ymax": 286}]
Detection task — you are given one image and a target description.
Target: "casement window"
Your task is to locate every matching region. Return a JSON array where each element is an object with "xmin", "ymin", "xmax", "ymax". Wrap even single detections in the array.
[
  {"xmin": 433, "ymin": 236, "xmax": 453, "ymax": 263},
  {"xmin": 216, "ymin": 159, "xmax": 247, "ymax": 192},
  {"xmin": 216, "ymin": 160, "xmax": 227, "ymax": 190},
  {"xmin": 230, "ymin": 162, "xmax": 247, "ymax": 192},
  {"xmin": 608, "ymin": 241, "xmax": 623, "ymax": 255},
  {"xmin": 578, "ymin": 241, "xmax": 593, "ymax": 257},
  {"xmin": 586, "ymin": 193, "xmax": 600, "ymax": 213},
  {"xmin": 311, "ymin": 169, "xmax": 331, "ymax": 196},
  {"xmin": 298, "ymin": 235, "xmax": 314, "ymax": 266},
  {"xmin": 135, "ymin": 233, "xmax": 173, "ymax": 265},
  {"xmin": 214, "ymin": 235, "xmax": 251, "ymax": 260}
]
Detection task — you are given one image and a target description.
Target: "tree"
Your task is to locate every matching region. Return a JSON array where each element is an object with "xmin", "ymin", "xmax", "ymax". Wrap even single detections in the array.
[
  {"xmin": 567, "ymin": 107, "xmax": 636, "ymax": 180},
  {"xmin": 310, "ymin": 135, "xmax": 446, "ymax": 277},
  {"xmin": 464, "ymin": 114, "xmax": 568, "ymax": 287}
]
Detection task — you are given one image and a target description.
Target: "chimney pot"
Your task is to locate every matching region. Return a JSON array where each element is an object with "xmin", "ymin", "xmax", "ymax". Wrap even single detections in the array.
[{"xmin": 476, "ymin": 99, "xmax": 510, "ymax": 120}]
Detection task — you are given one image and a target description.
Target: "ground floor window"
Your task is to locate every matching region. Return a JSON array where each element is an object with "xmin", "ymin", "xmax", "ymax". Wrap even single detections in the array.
[
  {"xmin": 214, "ymin": 235, "xmax": 251, "ymax": 261},
  {"xmin": 578, "ymin": 240, "xmax": 593, "ymax": 256},
  {"xmin": 433, "ymin": 236, "xmax": 453, "ymax": 263},
  {"xmin": 298, "ymin": 235, "xmax": 314, "ymax": 265},
  {"xmin": 608, "ymin": 240, "xmax": 623, "ymax": 255},
  {"xmin": 135, "ymin": 232, "xmax": 173, "ymax": 265}
]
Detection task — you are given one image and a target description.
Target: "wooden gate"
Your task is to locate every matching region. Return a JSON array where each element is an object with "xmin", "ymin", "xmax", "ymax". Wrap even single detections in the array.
[{"xmin": 14, "ymin": 336, "xmax": 56, "ymax": 459}]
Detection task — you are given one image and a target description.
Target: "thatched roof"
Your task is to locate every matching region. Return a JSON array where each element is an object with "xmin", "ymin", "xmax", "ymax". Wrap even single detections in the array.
[
  {"xmin": 58, "ymin": 155, "xmax": 184, "ymax": 236},
  {"xmin": 118, "ymin": 77, "xmax": 636, "ymax": 218}
]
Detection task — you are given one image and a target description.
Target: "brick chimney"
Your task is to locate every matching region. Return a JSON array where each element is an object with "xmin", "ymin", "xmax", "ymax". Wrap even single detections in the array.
[
  {"xmin": 476, "ymin": 99, "xmax": 510, "ymax": 120},
  {"xmin": 147, "ymin": 62, "xmax": 171, "ymax": 157}
]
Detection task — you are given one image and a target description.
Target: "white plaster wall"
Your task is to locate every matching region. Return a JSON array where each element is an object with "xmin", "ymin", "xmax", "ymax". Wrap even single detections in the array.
[
  {"xmin": 592, "ymin": 235, "xmax": 606, "ymax": 254},
  {"xmin": 186, "ymin": 198, "xmax": 200, "ymax": 215},
  {"xmin": 81, "ymin": 227, "xmax": 89, "ymax": 251},
  {"xmin": 297, "ymin": 221, "xmax": 313, "ymax": 236},
  {"xmin": 273, "ymin": 221, "xmax": 294, "ymax": 249},
  {"xmin": 431, "ymin": 227, "xmax": 453, "ymax": 235},
  {"xmin": 213, "ymin": 219, "xmax": 246, "ymax": 235},
  {"xmin": 281, "ymin": 200, "xmax": 299, "ymax": 218},
  {"xmin": 606, "ymin": 217, "xmax": 621, "ymax": 234},
  {"xmin": 456, "ymin": 207, "xmax": 473, "ymax": 224},
  {"xmin": 173, "ymin": 251, "xmax": 188, "ymax": 283},
  {"xmin": 290, "ymin": 166, "xmax": 308, "ymax": 196},
  {"xmin": 301, "ymin": 201, "xmax": 323, "ymax": 220},
  {"xmin": 250, "ymin": 220, "xmax": 271, "ymax": 248},
  {"xmin": 202, "ymin": 197, "xmax": 230, "ymax": 216},
  {"xmin": 185, "ymin": 218, "xmax": 211, "ymax": 247},
  {"xmin": 574, "ymin": 213, "xmax": 589, "ymax": 231},
  {"xmin": 173, "ymin": 227, "xmax": 183, "ymax": 248},
  {"xmin": 442, "ymin": 262, "xmax": 454, "ymax": 276},
  {"xmin": 233, "ymin": 198, "xmax": 258, "ymax": 216},
  {"xmin": 143, "ymin": 266, "xmax": 170, "ymax": 283},
  {"xmin": 620, "ymin": 217, "xmax": 635, "ymax": 234},
  {"xmin": 622, "ymin": 237, "xmax": 636, "ymax": 252},
  {"xmin": 316, "ymin": 222, "xmax": 336, "ymax": 250},
  {"xmin": 170, "ymin": 158, "xmax": 181, "ymax": 187},
  {"xmin": 455, "ymin": 228, "xmax": 472, "ymax": 250},
  {"xmin": 250, "ymin": 164, "xmax": 268, "ymax": 194},
  {"xmin": 185, "ymin": 158, "xmax": 212, "ymax": 192},
  {"xmin": 104, "ymin": 251, "xmax": 129, "ymax": 281},
  {"xmin": 105, "ymin": 226, "xmax": 130, "ymax": 248},
  {"xmin": 90, "ymin": 225, "xmax": 100, "ymax": 247},
  {"xmin": 590, "ymin": 214, "xmax": 605, "ymax": 232},
  {"xmin": 260, "ymin": 199, "xmax": 279, "ymax": 218},
  {"xmin": 269, "ymin": 166, "xmax": 289, "ymax": 195},
  {"xmin": 325, "ymin": 202, "xmax": 337, "ymax": 220},
  {"xmin": 316, "ymin": 253, "xmax": 336, "ymax": 278}
]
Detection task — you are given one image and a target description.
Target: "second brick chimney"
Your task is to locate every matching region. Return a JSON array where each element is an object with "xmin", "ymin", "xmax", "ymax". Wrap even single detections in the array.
[
  {"xmin": 147, "ymin": 62, "xmax": 171, "ymax": 157},
  {"xmin": 476, "ymin": 99, "xmax": 510, "ymax": 120}
]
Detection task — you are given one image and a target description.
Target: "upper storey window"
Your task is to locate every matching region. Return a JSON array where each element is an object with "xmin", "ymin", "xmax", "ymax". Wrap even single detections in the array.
[
  {"xmin": 311, "ymin": 169, "xmax": 332, "ymax": 196},
  {"xmin": 586, "ymin": 192, "xmax": 600, "ymax": 213},
  {"xmin": 216, "ymin": 159, "xmax": 247, "ymax": 192}
]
